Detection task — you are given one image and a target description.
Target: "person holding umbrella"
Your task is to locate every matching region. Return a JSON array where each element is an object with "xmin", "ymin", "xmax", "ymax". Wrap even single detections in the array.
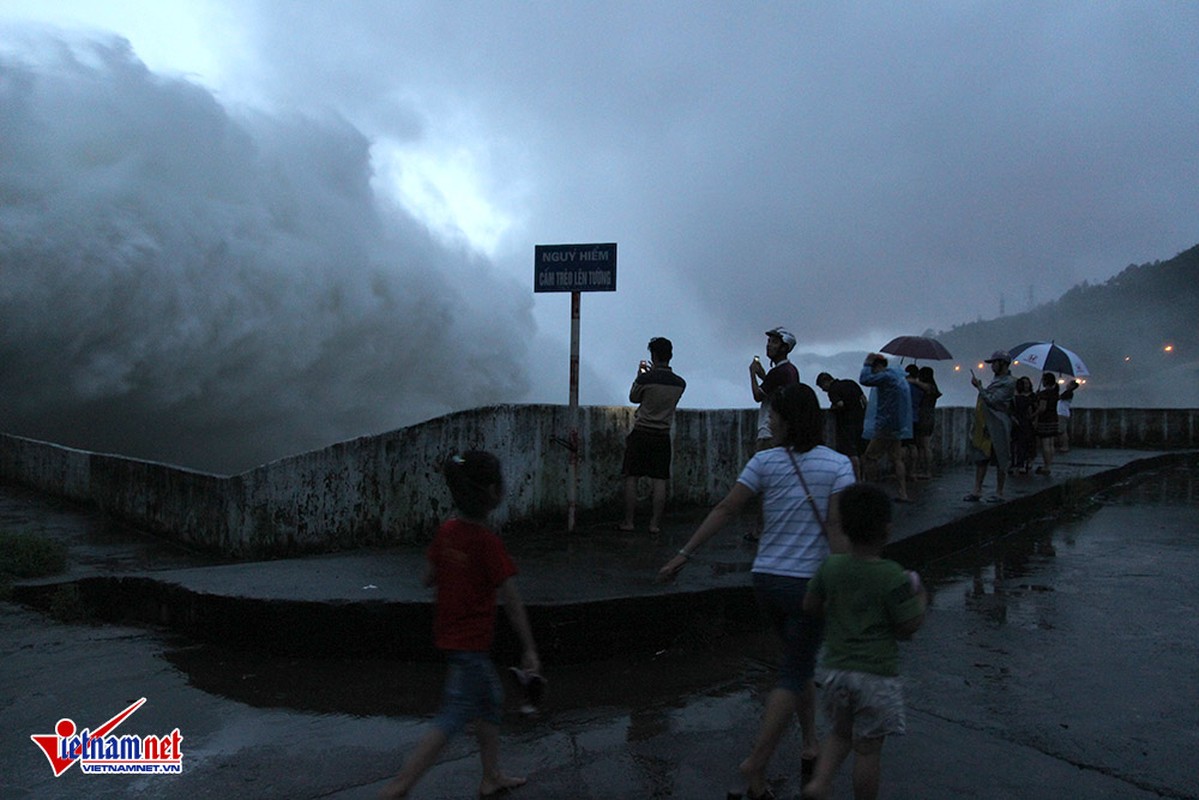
[{"xmin": 964, "ymin": 350, "xmax": 1016, "ymax": 503}]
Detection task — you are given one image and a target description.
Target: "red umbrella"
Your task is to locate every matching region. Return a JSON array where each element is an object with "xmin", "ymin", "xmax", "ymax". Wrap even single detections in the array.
[{"xmin": 880, "ymin": 335, "xmax": 953, "ymax": 361}]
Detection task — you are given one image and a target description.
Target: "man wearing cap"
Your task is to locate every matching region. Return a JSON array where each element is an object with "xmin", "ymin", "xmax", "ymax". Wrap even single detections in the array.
[
  {"xmin": 750, "ymin": 327, "xmax": 800, "ymax": 451},
  {"xmin": 860, "ymin": 353, "xmax": 913, "ymax": 501},
  {"xmin": 964, "ymin": 350, "xmax": 1016, "ymax": 503}
]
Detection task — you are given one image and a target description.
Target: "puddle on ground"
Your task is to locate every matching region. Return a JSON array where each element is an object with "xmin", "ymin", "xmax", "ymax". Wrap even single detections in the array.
[
  {"xmin": 162, "ymin": 461, "xmax": 1197, "ymax": 719},
  {"xmin": 918, "ymin": 459, "xmax": 1197, "ymax": 613},
  {"xmin": 163, "ymin": 630, "xmax": 780, "ymax": 719}
]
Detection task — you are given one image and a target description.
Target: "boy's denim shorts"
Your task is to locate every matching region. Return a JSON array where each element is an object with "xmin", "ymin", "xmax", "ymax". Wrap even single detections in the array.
[
  {"xmin": 817, "ymin": 668, "xmax": 907, "ymax": 739},
  {"xmin": 433, "ymin": 651, "xmax": 504, "ymax": 736},
  {"xmin": 752, "ymin": 572, "xmax": 824, "ymax": 693}
]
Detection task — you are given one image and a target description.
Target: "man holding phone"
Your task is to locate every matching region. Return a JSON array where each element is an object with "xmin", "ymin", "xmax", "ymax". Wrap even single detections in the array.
[
  {"xmin": 964, "ymin": 350, "xmax": 1016, "ymax": 502},
  {"xmin": 620, "ymin": 337, "xmax": 686, "ymax": 533},
  {"xmin": 750, "ymin": 327, "xmax": 800, "ymax": 450}
]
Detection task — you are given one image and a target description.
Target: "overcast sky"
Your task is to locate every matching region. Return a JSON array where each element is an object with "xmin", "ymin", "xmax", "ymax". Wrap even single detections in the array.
[{"xmin": 1, "ymin": 1, "xmax": 1196, "ymax": 470}]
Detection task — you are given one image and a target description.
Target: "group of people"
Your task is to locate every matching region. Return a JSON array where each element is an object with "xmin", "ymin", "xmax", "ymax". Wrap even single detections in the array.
[
  {"xmin": 813, "ymin": 354, "xmax": 941, "ymax": 505},
  {"xmin": 1010, "ymin": 373, "xmax": 1081, "ymax": 476},
  {"xmin": 616, "ymin": 328, "xmax": 945, "ymax": 530},
  {"xmin": 617, "ymin": 330, "xmax": 947, "ymax": 798},
  {"xmin": 964, "ymin": 350, "xmax": 1080, "ymax": 503},
  {"xmin": 380, "ymin": 329, "xmax": 1087, "ymax": 800}
]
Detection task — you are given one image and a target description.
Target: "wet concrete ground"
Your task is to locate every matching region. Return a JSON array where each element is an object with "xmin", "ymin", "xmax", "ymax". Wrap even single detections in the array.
[{"xmin": 2, "ymin": 453, "xmax": 1197, "ymax": 798}]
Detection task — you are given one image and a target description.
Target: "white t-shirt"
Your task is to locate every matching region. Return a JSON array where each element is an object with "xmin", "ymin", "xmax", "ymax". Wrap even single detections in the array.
[{"xmin": 737, "ymin": 445, "xmax": 856, "ymax": 578}]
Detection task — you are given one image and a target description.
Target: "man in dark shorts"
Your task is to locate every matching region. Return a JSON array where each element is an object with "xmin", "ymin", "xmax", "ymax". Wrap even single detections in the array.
[
  {"xmin": 816, "ymin": 372, "xmax": 866, "ymax": 480},
  {"xmin": 621, "ymin": 337, "xmax": 686, "ymax": 533}
]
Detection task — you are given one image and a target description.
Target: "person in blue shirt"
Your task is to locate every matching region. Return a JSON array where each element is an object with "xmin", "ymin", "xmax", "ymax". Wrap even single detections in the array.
[{"xmin": 859, "ymin": 354, "xmax": 913, "ymax": 502}]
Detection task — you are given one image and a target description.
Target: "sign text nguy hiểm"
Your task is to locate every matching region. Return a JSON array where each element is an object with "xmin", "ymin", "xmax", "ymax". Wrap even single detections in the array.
[{"xmin": 533, "ymin": 243, "xmax": 617, "ymax": 292}]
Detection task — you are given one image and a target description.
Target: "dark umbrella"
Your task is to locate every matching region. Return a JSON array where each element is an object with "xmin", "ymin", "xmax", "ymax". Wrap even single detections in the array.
[
  {"xmin": 880, "ymin": 335, "xmax": 953, "ymax": 361},
  {"xmin": 1008, "ymin": 341, "xmax": 1090, "ymax": 376}
]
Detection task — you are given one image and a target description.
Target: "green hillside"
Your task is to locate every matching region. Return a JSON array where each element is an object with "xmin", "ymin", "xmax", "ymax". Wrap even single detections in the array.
[{"xmin": 935, "ymin": 243, "xmax": 1198, "ymax": 407}]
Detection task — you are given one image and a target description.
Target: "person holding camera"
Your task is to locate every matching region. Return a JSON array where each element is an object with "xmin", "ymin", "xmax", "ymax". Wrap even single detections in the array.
[
  {"xmin": 964, "ymin": 350, "xmax": 1016, "ymax": 502},
  {"xmin": 750, "ymin": 327, "xmax": 800, "ymax": 451},
  {"xmin": 619, "ymin": 337, "xmax": 686, "ymax": 534}
]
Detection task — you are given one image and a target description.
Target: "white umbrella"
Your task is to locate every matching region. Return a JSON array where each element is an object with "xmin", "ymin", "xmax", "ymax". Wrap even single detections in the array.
[{"xmin": 1008, "ymin": 341, "xmax": 1090, "ymax": 377}]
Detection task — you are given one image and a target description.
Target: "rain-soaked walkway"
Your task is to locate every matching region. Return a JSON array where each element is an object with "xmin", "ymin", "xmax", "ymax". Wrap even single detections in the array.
[{"xmin": 2, "ymin": 450, "xmax": 1197, "ymax": 799}]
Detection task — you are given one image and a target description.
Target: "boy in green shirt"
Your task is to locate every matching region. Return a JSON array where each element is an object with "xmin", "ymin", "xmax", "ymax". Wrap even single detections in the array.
[{"xmin": 802, "ymin": 483, "xmax": 927, "ymax": 800}]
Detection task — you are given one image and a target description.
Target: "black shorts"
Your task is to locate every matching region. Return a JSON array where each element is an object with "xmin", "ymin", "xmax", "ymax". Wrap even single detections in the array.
[
  {"xmin": 622, "ymin": 428, "xmax": 672, "ymax": 479},
  {"xmin": 833, "ymin": 421, "xmax": 864, "ymax": 457}
]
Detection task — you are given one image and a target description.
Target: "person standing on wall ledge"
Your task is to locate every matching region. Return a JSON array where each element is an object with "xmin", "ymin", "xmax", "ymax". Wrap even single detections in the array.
[
  {"xmin": 620, "ymin": 337, "xmax": 686, "ymax": 535},
  {"xmin": 750, "ymin": 327, "xmax": 800, "ymax": 451}
]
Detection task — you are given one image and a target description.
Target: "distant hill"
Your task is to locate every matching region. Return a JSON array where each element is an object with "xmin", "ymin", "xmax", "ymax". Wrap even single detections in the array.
[
  {"xmin": 934, "ymin": 243, "xmax": 1198, "ymax": 407},
  {"xmin": 793, "ymin": 243, "xmax": 1199, "ymax": 409}
]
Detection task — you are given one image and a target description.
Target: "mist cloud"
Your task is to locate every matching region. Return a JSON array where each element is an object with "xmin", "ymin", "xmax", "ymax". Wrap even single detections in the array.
[
  {"xmin": 1, "ymin": 3, "xmax": 1196, "ymax": 467},
  {"xmin": 0, "ymin": 31, "xmax": 533, "ymax": 473},
  {"xmin": 225, "ymin": 2, "xmax": 1199, "ymax": 408}
]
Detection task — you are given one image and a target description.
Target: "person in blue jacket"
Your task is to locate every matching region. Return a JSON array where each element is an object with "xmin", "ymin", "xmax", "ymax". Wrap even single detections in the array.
[{"xmin": 859, "ymin": 353, "xmax": 913, "ymax": 502}]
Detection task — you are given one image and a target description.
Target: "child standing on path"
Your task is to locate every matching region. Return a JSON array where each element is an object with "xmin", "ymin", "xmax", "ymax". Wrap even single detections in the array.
[
  {"xmin": 380, "ymin": 451, "xmax": 540, "ymax": 799},
  {"xmin": 801, "ymin": 483, "xmax": 926, "ymax": 800}
]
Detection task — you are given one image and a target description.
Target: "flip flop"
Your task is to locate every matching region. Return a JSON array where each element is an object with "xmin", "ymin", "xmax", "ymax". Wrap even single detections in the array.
[
  {"xmin": 985, "ymin": 495, "xmax": 1005, "ymax": 503},
  {"xmin": 962, "ymin": 493, "xmax": 981, "ymax": 502}
]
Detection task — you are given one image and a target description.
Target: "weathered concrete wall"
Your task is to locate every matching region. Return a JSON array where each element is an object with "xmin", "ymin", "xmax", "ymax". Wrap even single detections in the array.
[{"xmin": 1, "ymin": 405, "xmax": 1196, "ymax": 557}]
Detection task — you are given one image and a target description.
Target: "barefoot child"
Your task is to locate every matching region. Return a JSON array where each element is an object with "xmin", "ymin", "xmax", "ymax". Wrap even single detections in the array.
[
  {"xmin": 380, "ymin": 451, "xmax": 540, "ymax": 799},
  {"xmin": 801, "ymin": 483, "xmax": 926, "ymax": 800}
]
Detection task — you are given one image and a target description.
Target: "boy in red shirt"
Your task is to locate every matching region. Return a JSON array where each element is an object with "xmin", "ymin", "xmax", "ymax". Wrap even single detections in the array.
[{"xmin": 380, "ymin": 451, "xmax": 540, "ymax": 799}]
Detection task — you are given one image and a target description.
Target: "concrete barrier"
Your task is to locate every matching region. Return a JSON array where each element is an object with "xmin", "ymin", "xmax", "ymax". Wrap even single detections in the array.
[{"xmin": 2, "ymin": 405, "xmax": 1196, "ymax": 557}]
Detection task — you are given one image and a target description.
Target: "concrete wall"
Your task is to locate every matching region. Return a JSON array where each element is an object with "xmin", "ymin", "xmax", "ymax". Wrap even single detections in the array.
[{"xmin": 2, "ymin": 405, "xmax": 1196, "ymax": 558}]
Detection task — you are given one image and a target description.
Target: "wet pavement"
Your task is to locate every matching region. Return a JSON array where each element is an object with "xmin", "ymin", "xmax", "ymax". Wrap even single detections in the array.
[{"xmin": 2, "ymin": 449, "xmax": 1197, "ymax": 799}]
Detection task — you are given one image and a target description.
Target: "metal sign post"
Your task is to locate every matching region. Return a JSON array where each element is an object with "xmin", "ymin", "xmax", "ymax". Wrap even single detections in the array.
[
  {"xmin": 568, "ymin": 291, "xmax": 581, "ymax": 530},
  {"xmin": 534, "ymin": 243, "xmax": 617, "ymax": 532}
]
